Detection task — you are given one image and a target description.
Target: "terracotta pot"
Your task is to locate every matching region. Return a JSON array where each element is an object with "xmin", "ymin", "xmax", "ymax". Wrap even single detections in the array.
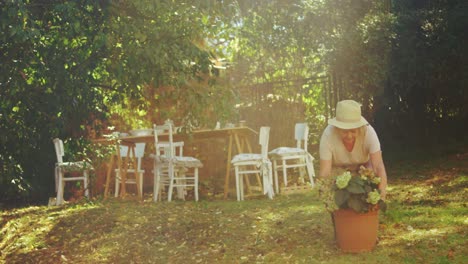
[{"xmin": 333, "ymin": 209, "xmax": 379, "ymax": 253}]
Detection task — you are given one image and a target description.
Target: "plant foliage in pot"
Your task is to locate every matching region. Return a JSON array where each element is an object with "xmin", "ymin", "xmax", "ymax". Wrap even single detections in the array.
[{"xmin": 318, "ymin": 166, "xmax": 387, "ymax": 252}]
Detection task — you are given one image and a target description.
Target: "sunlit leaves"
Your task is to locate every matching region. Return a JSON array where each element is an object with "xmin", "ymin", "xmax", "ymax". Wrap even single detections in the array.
[{"xmin": 102, "ymin": 1, "xmax": 238, "ymax": 130}]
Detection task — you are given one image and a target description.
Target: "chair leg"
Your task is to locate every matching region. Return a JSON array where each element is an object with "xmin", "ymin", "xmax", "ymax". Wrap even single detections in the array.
[
  {"xmin": 282, "ymin": 160, "xmax": 288, "ymax": 187},
  {"xmin": 254, "ymin": 169, "xmax": 262, "ymax": 191},
  {"xmin": 172, "ymin": 169, "xmax": 184, "ymax": 200},
  {"xmin": 267, "ymin": 162, "xmax": 274, "ymax": 199},
  {"xmin": 153, "ymin": 168, "xmax": 161, "ymax": 202},
  {"xmin": 306, "ymin": 160, "xmax": 315, "ymax": 187},
  {"xmin": 138, "ymin": 172, "xmax": 144, "ymax": 198},
  {"xmin": 272, "ymin": 160, "xmax": 279, "ymax": 194},
  {"xmin": 115, "ymin": 171, "xmax": 120, "ymax": 197},
  {"xmin": 84, "ymin": 170, "xmax": 89, "ymax": 198},
  {"xmin": 177, "ymin": 172, "xmax": 186, "ymax": 200},
  {"xmin": 153, "ymin": 167, "xmax": 159, "ymax": 202},
  {"xmin": 235, "ymin": 166, "xmax": 240, "ymax": 201},
  {"xmin": 56, "ymin": 170, "xmax": 64, "ymax": 205},
  {"xmin": 54, "ymin": 167, "xmax": 59, "ymax": 192},
  {"xmin": 194, "ymin": 168, "xmax": 199, "ymax": 202},
  {"xmin": 240, "ymin": 171, "xmax": 244, "ymax": 200},
  {"xmin": 167, "ymin": 166, "xmax": 174, "ymax": 202}
]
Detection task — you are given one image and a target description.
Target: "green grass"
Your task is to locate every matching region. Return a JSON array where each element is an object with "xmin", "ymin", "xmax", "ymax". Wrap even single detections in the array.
[{"xmin": 1, "ymin": 150, "xmax": 467, "ymax": 263}]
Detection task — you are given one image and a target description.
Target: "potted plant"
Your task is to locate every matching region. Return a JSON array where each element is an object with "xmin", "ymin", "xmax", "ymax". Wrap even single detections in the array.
[{"xmin": 318, "ymin": 166, "xmax": 387, "ymax": 253}]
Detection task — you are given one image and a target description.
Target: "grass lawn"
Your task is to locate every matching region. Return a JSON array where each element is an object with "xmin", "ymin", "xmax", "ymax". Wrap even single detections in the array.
[{"xmin": 1, "ymin": 149, "xmax": 467, "ymax": 263}]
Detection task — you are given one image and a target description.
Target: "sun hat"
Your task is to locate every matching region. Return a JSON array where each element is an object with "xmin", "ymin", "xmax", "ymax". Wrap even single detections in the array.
[{"xmin": 328, "ymin": 100, "xmax": 368, "ymax": 129}]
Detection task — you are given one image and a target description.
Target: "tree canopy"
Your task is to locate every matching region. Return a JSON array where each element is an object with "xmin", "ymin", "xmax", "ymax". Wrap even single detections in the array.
[{"xmin": 1, "ymin": 0, "xmax": 467, "ymax": 203}]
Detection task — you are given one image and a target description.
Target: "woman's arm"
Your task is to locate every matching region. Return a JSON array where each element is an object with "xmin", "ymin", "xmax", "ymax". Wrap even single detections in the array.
[
  {"xmin": 319, "ymin": 159, "xmax": 333, "ymax": 179},
  {"xmin": 369, "ymin": 151, "xmax": 388, "ymax": 200}
]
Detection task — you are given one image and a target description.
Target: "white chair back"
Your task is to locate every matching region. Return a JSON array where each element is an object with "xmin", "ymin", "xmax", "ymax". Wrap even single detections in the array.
[
  {"xmin": 259, "ymin": 127, "xmax": 270, "ymax": 159},
  {"xmin": 119, "ymin": 143, "xmax": 146, "ymax": 169},
  {"xmin": 153, "ymin": 122, "xmax": 175, "ymax": 159},
  {"xmin": 119, "ymin": 143, "xmax": 146, "ymax": 157},
  {"xmin": 53, "ymin": 138, "xmax": 65, "ymax": 163},
  {"xmin": 134, "ymin": 143, "xmax": 146, "ymax": 158},
  {"xmin": 294, "ymin": 123, "xmax": 309, "ymax": 151}
]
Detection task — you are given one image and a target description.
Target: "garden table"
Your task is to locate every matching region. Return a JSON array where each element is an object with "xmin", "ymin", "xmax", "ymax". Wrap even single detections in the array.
[{"xmin": 100, "ymin": 126, "xmax": 258, "ymax": 199}]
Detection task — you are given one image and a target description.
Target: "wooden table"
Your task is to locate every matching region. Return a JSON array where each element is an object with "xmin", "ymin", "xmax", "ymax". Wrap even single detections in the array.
[{"xmin": 100, "ymin": 126, "xmax": 258, "ymax": 199}]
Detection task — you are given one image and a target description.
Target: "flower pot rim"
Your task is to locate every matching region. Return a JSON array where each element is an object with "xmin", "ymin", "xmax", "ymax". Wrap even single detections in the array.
[{"xmin": 333, "ymin": 208, "xmax": 379, "ymax": 216}]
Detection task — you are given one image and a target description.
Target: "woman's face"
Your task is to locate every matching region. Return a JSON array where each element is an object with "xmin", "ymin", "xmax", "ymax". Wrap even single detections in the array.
[{"xmin": 337, "ymin": 128, "xmax": 358, "ymax": 144}]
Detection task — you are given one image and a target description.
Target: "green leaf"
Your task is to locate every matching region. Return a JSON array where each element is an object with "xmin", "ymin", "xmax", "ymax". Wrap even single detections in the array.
[
  {"xmin": 351, "ymin": 177, "xmax": 366, "ymax": 186},
  {"xmin": 347, "ymin": 181, "xmax": 366, "ymax": 194},
  {"xmin": 348, "ymin": 196, "xmax": 366, "ymax": 213},
  {"xmin": 335, "ymin": 189, "xmax": 350, "ymax": 207}
]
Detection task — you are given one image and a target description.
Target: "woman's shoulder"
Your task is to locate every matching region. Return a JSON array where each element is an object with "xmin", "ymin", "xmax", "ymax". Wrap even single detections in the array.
[
  {"xmin": 363, "ymin": 124, "xmax": 381, "ymax": 151},
  {"xmin": 324, "ymin": 124, "xmax": 335, "ymax": 134},
  {"xmin": 364, "ymin": 124, "xmax": 378, "ymax": 137},
  {"xmin": 321, "ymin": 124, "xmax": 335, "ymax": 138}
]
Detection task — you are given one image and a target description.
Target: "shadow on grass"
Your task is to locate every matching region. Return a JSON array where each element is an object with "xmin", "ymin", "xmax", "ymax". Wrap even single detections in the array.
[
  {"xmin": 2, "ymin": 193, "xmax": 336, "ymax": 263},
  {"xmin": 2, "ymin": 164, "xmax": 467, "ymax": 264}
]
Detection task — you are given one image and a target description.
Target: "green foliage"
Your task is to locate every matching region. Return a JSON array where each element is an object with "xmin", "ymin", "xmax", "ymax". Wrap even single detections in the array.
[
  {"xmin": 231, "ymin": 0, "xmax": 467, "ymax": 149},
  {"xmin": 102, "ymin": 0, "xmax": 239, "ymax": 130},
  {"xmin": 0, "ymin": 0, "xmax": 238, "ymax": 202},
  {"xmin": 231, "ymin": 0, "xmax": 325, "ymax": 85},
  {"xmin": 376, "ymin": 0, "xmax": 468, "ymax": 146},
  {"xmin": 1, "ymin": 0, "xmax": 110, "ymax": 202},
  {"xmin": 2, "ymin": 0, "xmax": 467, "ymax": 203},
  {"xmin": 320, "ymin": 167, "xmax": 386, "ymax": 214}
]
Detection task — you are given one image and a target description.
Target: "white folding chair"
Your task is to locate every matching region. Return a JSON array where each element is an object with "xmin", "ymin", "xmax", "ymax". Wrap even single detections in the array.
[
  {"xmin": 115, "ymin": 143, "xmax": 146, "ymax": 197},
  {"xmin": 268, "ymin": 123, "xmax": 315, "ymax": 193},
  {"xmin": 231, "ymin": 126, "xmax": 274, "ymax": 201},
  {"xmin": 152, "ymin": 121, "xmax": 203, "ymax": 202},
  {"xmin": 53, "ymin": 138, "xmax": 93, "ymax": 205}
]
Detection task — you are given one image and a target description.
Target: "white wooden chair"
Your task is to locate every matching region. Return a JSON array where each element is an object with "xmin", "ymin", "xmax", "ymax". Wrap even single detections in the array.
[
  {"xmin": 115, "ymin": 143, "xmax": 146, "ymax": 197},
  {"xmin": 268, "ymin": 123, "xmax": 315, "ymax": 193},
  {"xmin": 151, "ymin": 131, "xmax": 184, "ymax": 202},
  {"xmin": 53, "ymin": 138, "xmax": 93, "ymax": 205},
  {"xmin": 231, "ymin": 126, "xmax": 274, "ymax": 201},
  {"xmin": 152, "ymin": 122, "xmax": 203, "ymax": 202}
]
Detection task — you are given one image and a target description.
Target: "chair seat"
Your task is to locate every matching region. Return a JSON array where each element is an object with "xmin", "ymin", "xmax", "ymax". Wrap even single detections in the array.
[
  {"xmin": 173, "ymin": 156, "xmax": 203, "ymax": 167},
  {"xmin": 152, "ymin": 154, "xmax": 203, "ymax": 168},
  {"xmin": 115, "ymin": 168, "xmax": 145, "ymax": 173},
  {"xmin": 231, "ymin": 153, "xmax": 263, "ymax": 164},
  {"xmin": 56, "ymin": 161, "xmax": 93, "ymax": 172},
  {"xmin": 269, "ymin": 147, "xmax": 307, "ymax": 159}
]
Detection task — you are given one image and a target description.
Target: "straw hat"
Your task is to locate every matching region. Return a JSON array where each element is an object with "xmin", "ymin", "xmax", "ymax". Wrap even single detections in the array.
[{"xmin": 328, "ymin": 100, "xmax": 368, "ymax": 129}]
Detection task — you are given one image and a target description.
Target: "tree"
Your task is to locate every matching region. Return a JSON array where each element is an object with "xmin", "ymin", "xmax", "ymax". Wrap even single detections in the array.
[
  {"xmin": 1, "ymin": 0, "xmax": 110, "ymax": 202},
  {"xmin": 377, "ymin": 0, "xmax": 468, "ymax": 146},
  {"xmin": 0, "ymin": 0, "xmax": 238, "ymax": 202}
]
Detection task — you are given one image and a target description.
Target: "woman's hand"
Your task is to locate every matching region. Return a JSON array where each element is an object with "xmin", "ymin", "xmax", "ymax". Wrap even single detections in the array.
[
  {"xmin": 370, "ymin": 151, "xmax": 388, "ymax": 201},
  {"xmin": 379, "ymin": 183, "xmax": 387, "ymax": 200}
]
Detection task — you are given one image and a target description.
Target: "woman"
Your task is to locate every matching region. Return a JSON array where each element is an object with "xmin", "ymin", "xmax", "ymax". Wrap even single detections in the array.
[{"xmin": 319, "ymin": 99, "xmax": 387, "ymax": 199}]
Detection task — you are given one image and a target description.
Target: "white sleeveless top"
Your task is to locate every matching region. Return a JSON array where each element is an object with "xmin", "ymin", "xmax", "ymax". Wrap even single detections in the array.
[{"xmin": 319, "ymin": 124, "xmax": 381, "ymax": 171}]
